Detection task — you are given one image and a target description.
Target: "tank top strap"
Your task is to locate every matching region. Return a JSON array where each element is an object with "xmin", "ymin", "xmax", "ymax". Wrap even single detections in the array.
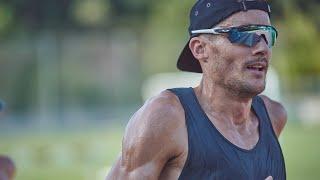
[
  {"xmin": 252, "ymin": 96, "xmax": 287, "ymax": 179},
  {"xmin": 167, "ymin": 87, "xmax": 193, "ymax": 109},
  {"xmin": 167, "ymin": 87, "xmax": 206, "ymax": 122}
]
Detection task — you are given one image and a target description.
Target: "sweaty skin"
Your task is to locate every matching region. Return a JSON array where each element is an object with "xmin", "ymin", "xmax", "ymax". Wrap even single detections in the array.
[{"xmin": 106, "ymin": 10, "xmax": 287, "ymax": 180}]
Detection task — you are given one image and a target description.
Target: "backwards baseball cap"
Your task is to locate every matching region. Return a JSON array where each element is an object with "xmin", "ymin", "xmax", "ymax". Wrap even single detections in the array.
[{"xmin": 177, "ymin": 0, "xmax": 271, "ymax": 73}]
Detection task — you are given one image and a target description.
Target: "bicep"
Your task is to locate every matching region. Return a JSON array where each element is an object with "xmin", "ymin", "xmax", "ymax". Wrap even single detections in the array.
[
  {"xmin": 106, "ymin": 134, "xmax": 168, "ymax": 180},
  {"xmin": 106, "ymin": 99, "xmax": 182, "ymax": 179}
]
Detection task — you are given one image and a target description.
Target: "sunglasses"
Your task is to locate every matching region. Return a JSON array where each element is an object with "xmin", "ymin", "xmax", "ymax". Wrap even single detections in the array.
[{"xmin": 191, "ymin": 25, "xmax": 278, "ymax": 48}]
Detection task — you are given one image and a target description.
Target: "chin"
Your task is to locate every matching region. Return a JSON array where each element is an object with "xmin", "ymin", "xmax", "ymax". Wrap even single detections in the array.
[
  {"xmin": 254, "ymin": 85, "xmax": 266, "ymax": 95},
  {"xmin": 223, "ymin": 77, "xmax": 266, "ymax": 98},
  {"xmin": 249, "ymin": 84, "xmax": 265, "ymax": 96},
  {"xmin": 236, "ymin": 82, "xmax": 266, "ymax": 98}
]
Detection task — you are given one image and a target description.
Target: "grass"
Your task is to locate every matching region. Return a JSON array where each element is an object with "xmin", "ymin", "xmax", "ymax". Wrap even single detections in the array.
[
  {"xmin": 0, "ymin": 122, "xmax": 319, "ymax": 180},
  {"xmin": 281, "ymin": 123, "xmax": 320, "ymax": 180},
  {"xmin": 0, "ymin": 127, "xmax": 123, "ymax": 180}
]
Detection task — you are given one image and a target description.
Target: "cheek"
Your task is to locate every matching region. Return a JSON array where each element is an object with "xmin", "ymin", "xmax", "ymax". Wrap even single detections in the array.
[
  {"xmin": 207, "ymin": 42, "xmax": 247, "ymax": 76},
  {"xmin": 224, "ymin": 59, "xmax": 243, "ymax": 78},
  {"xmin": 212, "ymin": 57, "xmax": 241, "ymax": 81},
  {"xmin": 217, "ymin": 49, "xmax": 243, "ymax": 75}
]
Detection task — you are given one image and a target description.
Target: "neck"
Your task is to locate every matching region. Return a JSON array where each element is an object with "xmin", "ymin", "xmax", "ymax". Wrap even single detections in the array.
[{"xmin": 194, "ymin": 78, "xmax": 254, "ymax": 125}]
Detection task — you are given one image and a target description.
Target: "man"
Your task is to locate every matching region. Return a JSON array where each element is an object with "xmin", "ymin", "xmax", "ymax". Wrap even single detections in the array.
[
  {"xmin": 0, "ymin": 156, "xmax": 15, "ymax": 180},
  {"xmin": 107, "ymin": 0, "xmax": 287, "ymax": 179},
  {"xmin": 0, "ymin": 104, "xmax": 15, "ymax": 180}
]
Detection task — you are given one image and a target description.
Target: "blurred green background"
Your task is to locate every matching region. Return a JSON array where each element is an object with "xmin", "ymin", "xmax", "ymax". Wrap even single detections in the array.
[{"xmin": 0, "ymin": 0, "xmax": 319, "ymax": 179}]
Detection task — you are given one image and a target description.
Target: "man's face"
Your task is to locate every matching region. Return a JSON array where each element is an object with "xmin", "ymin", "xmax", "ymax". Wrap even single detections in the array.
[{"xmin": 202, "ymin": 10, "xmax": 271, "ymax": 98}]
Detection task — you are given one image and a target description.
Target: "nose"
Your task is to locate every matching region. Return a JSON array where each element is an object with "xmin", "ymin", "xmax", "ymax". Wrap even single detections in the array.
[{"xmin": 251, "ymin": 37, "xmax": 270, "ymax": 57}]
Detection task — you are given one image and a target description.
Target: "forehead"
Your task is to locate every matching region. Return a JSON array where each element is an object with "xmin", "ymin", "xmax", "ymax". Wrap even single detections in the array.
[{"xmin": 218, "ymin": 10, "xmax": 270, "ymax": 27}]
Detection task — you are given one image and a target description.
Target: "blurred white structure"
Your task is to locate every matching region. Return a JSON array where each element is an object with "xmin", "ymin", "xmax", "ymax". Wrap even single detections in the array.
[
  {"xmin": 142, "ymin": 66, "xmax": 281, "ymax": 102},
  {"xmin": 297, "ymin": 97, "xmax": 320, "ymax": 125}
]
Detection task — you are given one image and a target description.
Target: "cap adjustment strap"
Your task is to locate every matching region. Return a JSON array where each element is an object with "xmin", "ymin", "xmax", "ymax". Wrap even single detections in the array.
[{"xmin": 240, "ymin": 0, "xmax": 248, "ymax": 11}]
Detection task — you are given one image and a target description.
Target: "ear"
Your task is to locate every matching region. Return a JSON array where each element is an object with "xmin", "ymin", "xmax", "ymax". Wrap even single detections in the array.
[{"xmin": 189, "ymin": 37, "xmax": 209, "ymax": 63}]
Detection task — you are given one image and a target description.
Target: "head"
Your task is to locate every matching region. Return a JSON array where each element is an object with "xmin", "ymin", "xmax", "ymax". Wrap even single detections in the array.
[
  {"xmin": 177, "ymin": 0, "xmax": 275, "ymax": 98},
  {"xmin": 190, "ymin": 10, "xmax": 271, "ymax": 98}
]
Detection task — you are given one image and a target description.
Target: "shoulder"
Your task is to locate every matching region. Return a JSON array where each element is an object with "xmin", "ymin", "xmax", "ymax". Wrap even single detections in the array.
[
  {"xmin": 121, "ymin": 90, "xmax": 186, "ymax": 170},
  {"xmin": 125, "ymin": 90, "xmax": 185, "ymax": 136},
  {"xmin": 259, "ymin": 95, "xmax": 287, "ymax": 137}
]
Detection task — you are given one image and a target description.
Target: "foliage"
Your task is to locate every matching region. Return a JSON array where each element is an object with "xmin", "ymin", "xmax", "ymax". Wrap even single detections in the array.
[
  {"xmin": 272, "ymin": 5, "xmax": 320, "ymax": 92},
  {"xmin": 0, "ymin": 0, "xmax": 319, "ymax": 114}
]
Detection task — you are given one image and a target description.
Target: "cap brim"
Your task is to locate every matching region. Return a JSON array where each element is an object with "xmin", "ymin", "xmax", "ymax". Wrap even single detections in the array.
[{"xmin": 177, "ymin": 41, "xmax": 202, "ymax": 73}]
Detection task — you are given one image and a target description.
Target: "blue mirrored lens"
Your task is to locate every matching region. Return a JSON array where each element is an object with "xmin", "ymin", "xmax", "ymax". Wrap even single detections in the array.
[
  {"xmin": 227, "ymin": 26, "xmax": 276, "ymax": 48},
  {"xmin": 228, "ymin": 30, "xmax": 261, "ymax": 47}
]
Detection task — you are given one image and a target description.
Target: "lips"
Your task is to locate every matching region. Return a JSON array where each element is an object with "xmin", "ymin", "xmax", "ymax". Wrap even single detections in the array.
[{"xmin": 246, "ymin": 61, "xmax": 267, "ymax": 72}]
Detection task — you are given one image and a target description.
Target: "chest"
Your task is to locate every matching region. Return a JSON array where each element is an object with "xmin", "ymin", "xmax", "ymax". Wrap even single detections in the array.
[
  {"xmin": 178, "ymin": 129, "xmax": 285, "ymax": 180},
  {"xmin": 205, "ymin": 112, "xmax": 261, "ymax": 151}
]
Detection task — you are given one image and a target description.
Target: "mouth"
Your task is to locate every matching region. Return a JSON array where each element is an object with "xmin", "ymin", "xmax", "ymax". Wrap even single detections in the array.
[{"xmin": 245, "ymin": 61, "xmax": 267, "ymax": 72}]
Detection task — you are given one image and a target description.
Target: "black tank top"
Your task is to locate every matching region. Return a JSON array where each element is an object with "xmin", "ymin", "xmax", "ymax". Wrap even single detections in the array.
[{"xmin": 168, "ymin": 87, "xmax": 286, "ymax": 180}]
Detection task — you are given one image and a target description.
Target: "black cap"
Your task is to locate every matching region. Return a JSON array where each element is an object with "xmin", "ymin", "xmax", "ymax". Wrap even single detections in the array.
[{"xmin": 177, "ymin": 0, "xmax": 271, "ymax": 73}]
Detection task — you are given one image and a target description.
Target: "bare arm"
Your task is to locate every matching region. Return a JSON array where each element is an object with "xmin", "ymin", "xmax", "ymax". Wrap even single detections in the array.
[
  {"xmin": 260, "ymin": 95, "xmax": 287, "ymax": 137},
  {"xmin": 106, "ymin": 91, "xmax": 185, "ymax": 180}
]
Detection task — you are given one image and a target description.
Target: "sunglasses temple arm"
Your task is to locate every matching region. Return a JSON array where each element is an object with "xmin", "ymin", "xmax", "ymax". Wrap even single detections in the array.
[{"xmin": 191, "ymin": 28, "xmax": 221, "ymax": 35}]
